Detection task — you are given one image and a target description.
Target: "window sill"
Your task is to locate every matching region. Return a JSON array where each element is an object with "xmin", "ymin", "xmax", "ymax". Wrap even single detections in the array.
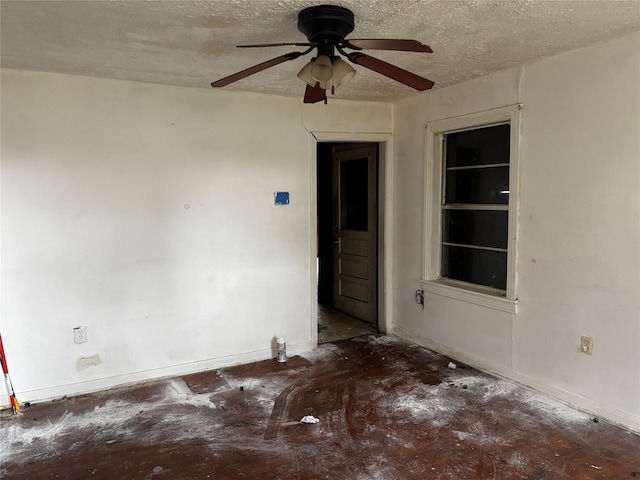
[{"xmin": 419, "ymin": 279, "xmax": 518, "ymax": 314}]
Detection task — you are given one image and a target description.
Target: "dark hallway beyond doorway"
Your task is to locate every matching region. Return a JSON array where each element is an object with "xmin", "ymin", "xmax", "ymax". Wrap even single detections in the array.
[{"xmin": 3, "ymin": 335, "xmax": 639, "ymax": 479}]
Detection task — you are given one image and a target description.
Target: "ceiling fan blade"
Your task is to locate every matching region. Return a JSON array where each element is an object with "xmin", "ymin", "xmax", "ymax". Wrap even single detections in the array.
[
  {"xmin": 237, "ymin": 42, "xmax": 316, "ymax": 48},
  {"xmin": 303, "ymin": 83, "xmax": 327, "ymax": 104},
  {"xmin": 211, "ymin": 52, "xmax": 303, "ymax": 88},
  {"xmin": 343, "ymin": 39, "xmax": 433, "ymax": 53},
  {"xmin": 347, "ymin": 52, "xmax": 434, "ymax": 91}
]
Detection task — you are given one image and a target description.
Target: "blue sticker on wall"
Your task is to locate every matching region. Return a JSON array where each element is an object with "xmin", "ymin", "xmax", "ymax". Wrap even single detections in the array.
[{"xmin": 274, "ymin": 192, "xmax": 290, "ymax": 205}]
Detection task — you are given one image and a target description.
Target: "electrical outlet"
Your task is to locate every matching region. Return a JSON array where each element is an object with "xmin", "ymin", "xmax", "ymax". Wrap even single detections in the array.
[
  {"xmin": 74, "ymin": 326, "xmax": 88, "ymax": 344},
  {"xmin": 580, "ymin": 336, "xmax": 593, "ymax": 355},
  {"xmin": 415, "ymin": 289, "xmax": 425, "ymax": 307}
]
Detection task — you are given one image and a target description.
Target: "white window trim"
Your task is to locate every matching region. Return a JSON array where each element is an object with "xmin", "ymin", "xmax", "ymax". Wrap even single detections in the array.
[{"xmin": 421, "ymin": 105, "xmax": 521, "ymax": 314}]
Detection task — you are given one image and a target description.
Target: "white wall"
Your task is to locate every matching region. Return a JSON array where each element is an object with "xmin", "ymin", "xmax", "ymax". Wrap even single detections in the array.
[
  {"xmin": 0, "ymin": 69, "xmax": 392, "ymax": 403},
  {"xmin": 393, "ymin": 31, "xmax": 640, "ymax": 432}
]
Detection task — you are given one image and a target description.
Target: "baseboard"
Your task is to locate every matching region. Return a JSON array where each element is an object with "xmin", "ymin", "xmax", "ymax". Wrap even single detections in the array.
[
  {"xmin": 393, "ymin": 326, "xmax": 640, "ymax": 434},
  {"xmin": 10, "ymin": 341, "xmax": 315, "ymax": 407}
]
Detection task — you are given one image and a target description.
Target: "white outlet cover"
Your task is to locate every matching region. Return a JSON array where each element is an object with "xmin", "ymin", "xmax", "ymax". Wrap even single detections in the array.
[{"xmin": 74, "ymin": 326, "xmax": 88, "ymax": 344}]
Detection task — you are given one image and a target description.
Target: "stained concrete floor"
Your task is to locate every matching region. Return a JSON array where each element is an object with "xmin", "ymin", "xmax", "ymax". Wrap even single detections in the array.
[{"xmin": 2, "ymin": 335, "xmax": 640, "ymax": 480}]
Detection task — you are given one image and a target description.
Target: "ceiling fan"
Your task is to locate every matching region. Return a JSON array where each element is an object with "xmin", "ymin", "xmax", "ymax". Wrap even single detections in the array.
[{"xmin": 210, "ymin": 4, "xmax": 434, "ymax": 104}]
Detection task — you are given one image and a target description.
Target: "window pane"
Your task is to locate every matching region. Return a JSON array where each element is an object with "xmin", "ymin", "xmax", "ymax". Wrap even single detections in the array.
[
  {"xmin": 445, "ymin": 124, "xmax": 510, "ymax": 168},
  {"xmin": 445, "ymin": 166, "xmax": 509, "ymax": 205},
  {"xmin": 443, "ymin": 210, "xmax": 508, "ymax": 250},
  {"xmin": 340, "ymin": 158, "xmax": 368, "ymax": 231},
  {"xmin": 442, "ymin": 245, "xmax": 507, "ymax": 291}
]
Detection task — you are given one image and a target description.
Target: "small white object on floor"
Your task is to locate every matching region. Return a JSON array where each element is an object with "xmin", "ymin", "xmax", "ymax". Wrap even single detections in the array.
[
  {"xmin": 448, "ymin": 362, "xmax": 457, "ymax": 369},
  {"xmin": 300, "ymin": 415, "xmax": 320, "ymax": 424}
]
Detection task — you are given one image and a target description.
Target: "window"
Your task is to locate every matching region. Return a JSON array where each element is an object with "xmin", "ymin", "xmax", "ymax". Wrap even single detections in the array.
[
  {"xmin": 422, "ymin": 106, "xmax": 520, "ymax": 313},
  {"xmin": 442, "ymin": 124, "xmax": 510, "ymax": 291}
]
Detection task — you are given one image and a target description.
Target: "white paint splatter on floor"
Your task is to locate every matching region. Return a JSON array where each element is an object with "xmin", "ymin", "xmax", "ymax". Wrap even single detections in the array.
[{"xmin": 1, "ymin": 334, "xmax": 598, "ymax": 477}]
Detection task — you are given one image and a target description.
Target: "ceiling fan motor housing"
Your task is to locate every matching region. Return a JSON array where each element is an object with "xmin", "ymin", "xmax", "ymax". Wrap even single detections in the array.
[{"xmin": 297, "ymin": 5, "xmax": 355, "ymax": 44}]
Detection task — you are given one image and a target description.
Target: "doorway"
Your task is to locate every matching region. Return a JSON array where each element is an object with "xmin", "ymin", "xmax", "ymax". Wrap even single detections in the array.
[{"xmin": 317, "ymin": 142, "xmax": 379, "ymax": 343}]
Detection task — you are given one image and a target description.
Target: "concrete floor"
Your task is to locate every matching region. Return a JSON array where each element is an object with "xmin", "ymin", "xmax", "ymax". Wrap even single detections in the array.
[
  {"xmin": 2, "ymin": 335, "xmax": 639, "ymax": 479},
  {"xmin": 317, "ymin": 303, "xmax": 378, "ymax": 344}
]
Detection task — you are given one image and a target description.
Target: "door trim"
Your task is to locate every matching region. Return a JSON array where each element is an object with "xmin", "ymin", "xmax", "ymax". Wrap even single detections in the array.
[{"xmin": 309, "ymin": 132, "xmax": 394, "ymax": 347}]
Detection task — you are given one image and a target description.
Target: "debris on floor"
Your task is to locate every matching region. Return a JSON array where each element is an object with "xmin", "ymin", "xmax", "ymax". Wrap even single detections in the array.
[
  {"xmin": 2, "ymin": 334, "xmax": 638, "ymax": 480},
  {"xmin": 300, "ymin": 415, "xmax": 320, "ymax": 424}
]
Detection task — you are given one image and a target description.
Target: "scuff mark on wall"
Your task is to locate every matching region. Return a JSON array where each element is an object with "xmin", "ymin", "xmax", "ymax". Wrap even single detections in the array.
[{"xmin": 76, "ymin": 355, "xmax": 102, "ymax": 371}]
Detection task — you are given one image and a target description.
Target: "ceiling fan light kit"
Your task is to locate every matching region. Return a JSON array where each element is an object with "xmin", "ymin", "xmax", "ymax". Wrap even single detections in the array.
[
  {"xmin": 332, "ymin": 57, "xmax": 356, "ymax": 87},
  {"xmin": 310, "ymin": 54, "xmax": 333, "ymax": 82},
  {"xmin": 210, "ymin": 4, "xmax": 434, "ymax": 104},
  {"xmin": 298, "ymin": 55, "xmax": 356, "ymax": 90},
  {"xmin": 297, "ymin": 60, "xmax": 316, "ymax": 86}
]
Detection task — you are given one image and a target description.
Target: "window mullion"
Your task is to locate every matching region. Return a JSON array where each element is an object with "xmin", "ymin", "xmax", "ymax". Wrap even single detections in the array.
[
  {"xmin": 441, "ymin": 242, "xmax": 508, "ymax": 253},
  {"xmin": 442, "ymin": 204, "xmax": 509, "ymax": 211},
  {"xmin": 445, "ymin": 163, "xmax": 510, "ymax": 171}
]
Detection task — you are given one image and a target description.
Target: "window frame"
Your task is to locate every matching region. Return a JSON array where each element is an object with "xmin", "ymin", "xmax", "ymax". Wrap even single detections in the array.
[{"xmin": 421, "ymin": 105, "xmax": 521, "ymax": 314}]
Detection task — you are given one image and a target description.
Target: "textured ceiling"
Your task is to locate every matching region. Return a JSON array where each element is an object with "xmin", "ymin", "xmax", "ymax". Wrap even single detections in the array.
[{"xmin": 1, "ymin": 0, "xmax": 639, "ymax": 103}]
